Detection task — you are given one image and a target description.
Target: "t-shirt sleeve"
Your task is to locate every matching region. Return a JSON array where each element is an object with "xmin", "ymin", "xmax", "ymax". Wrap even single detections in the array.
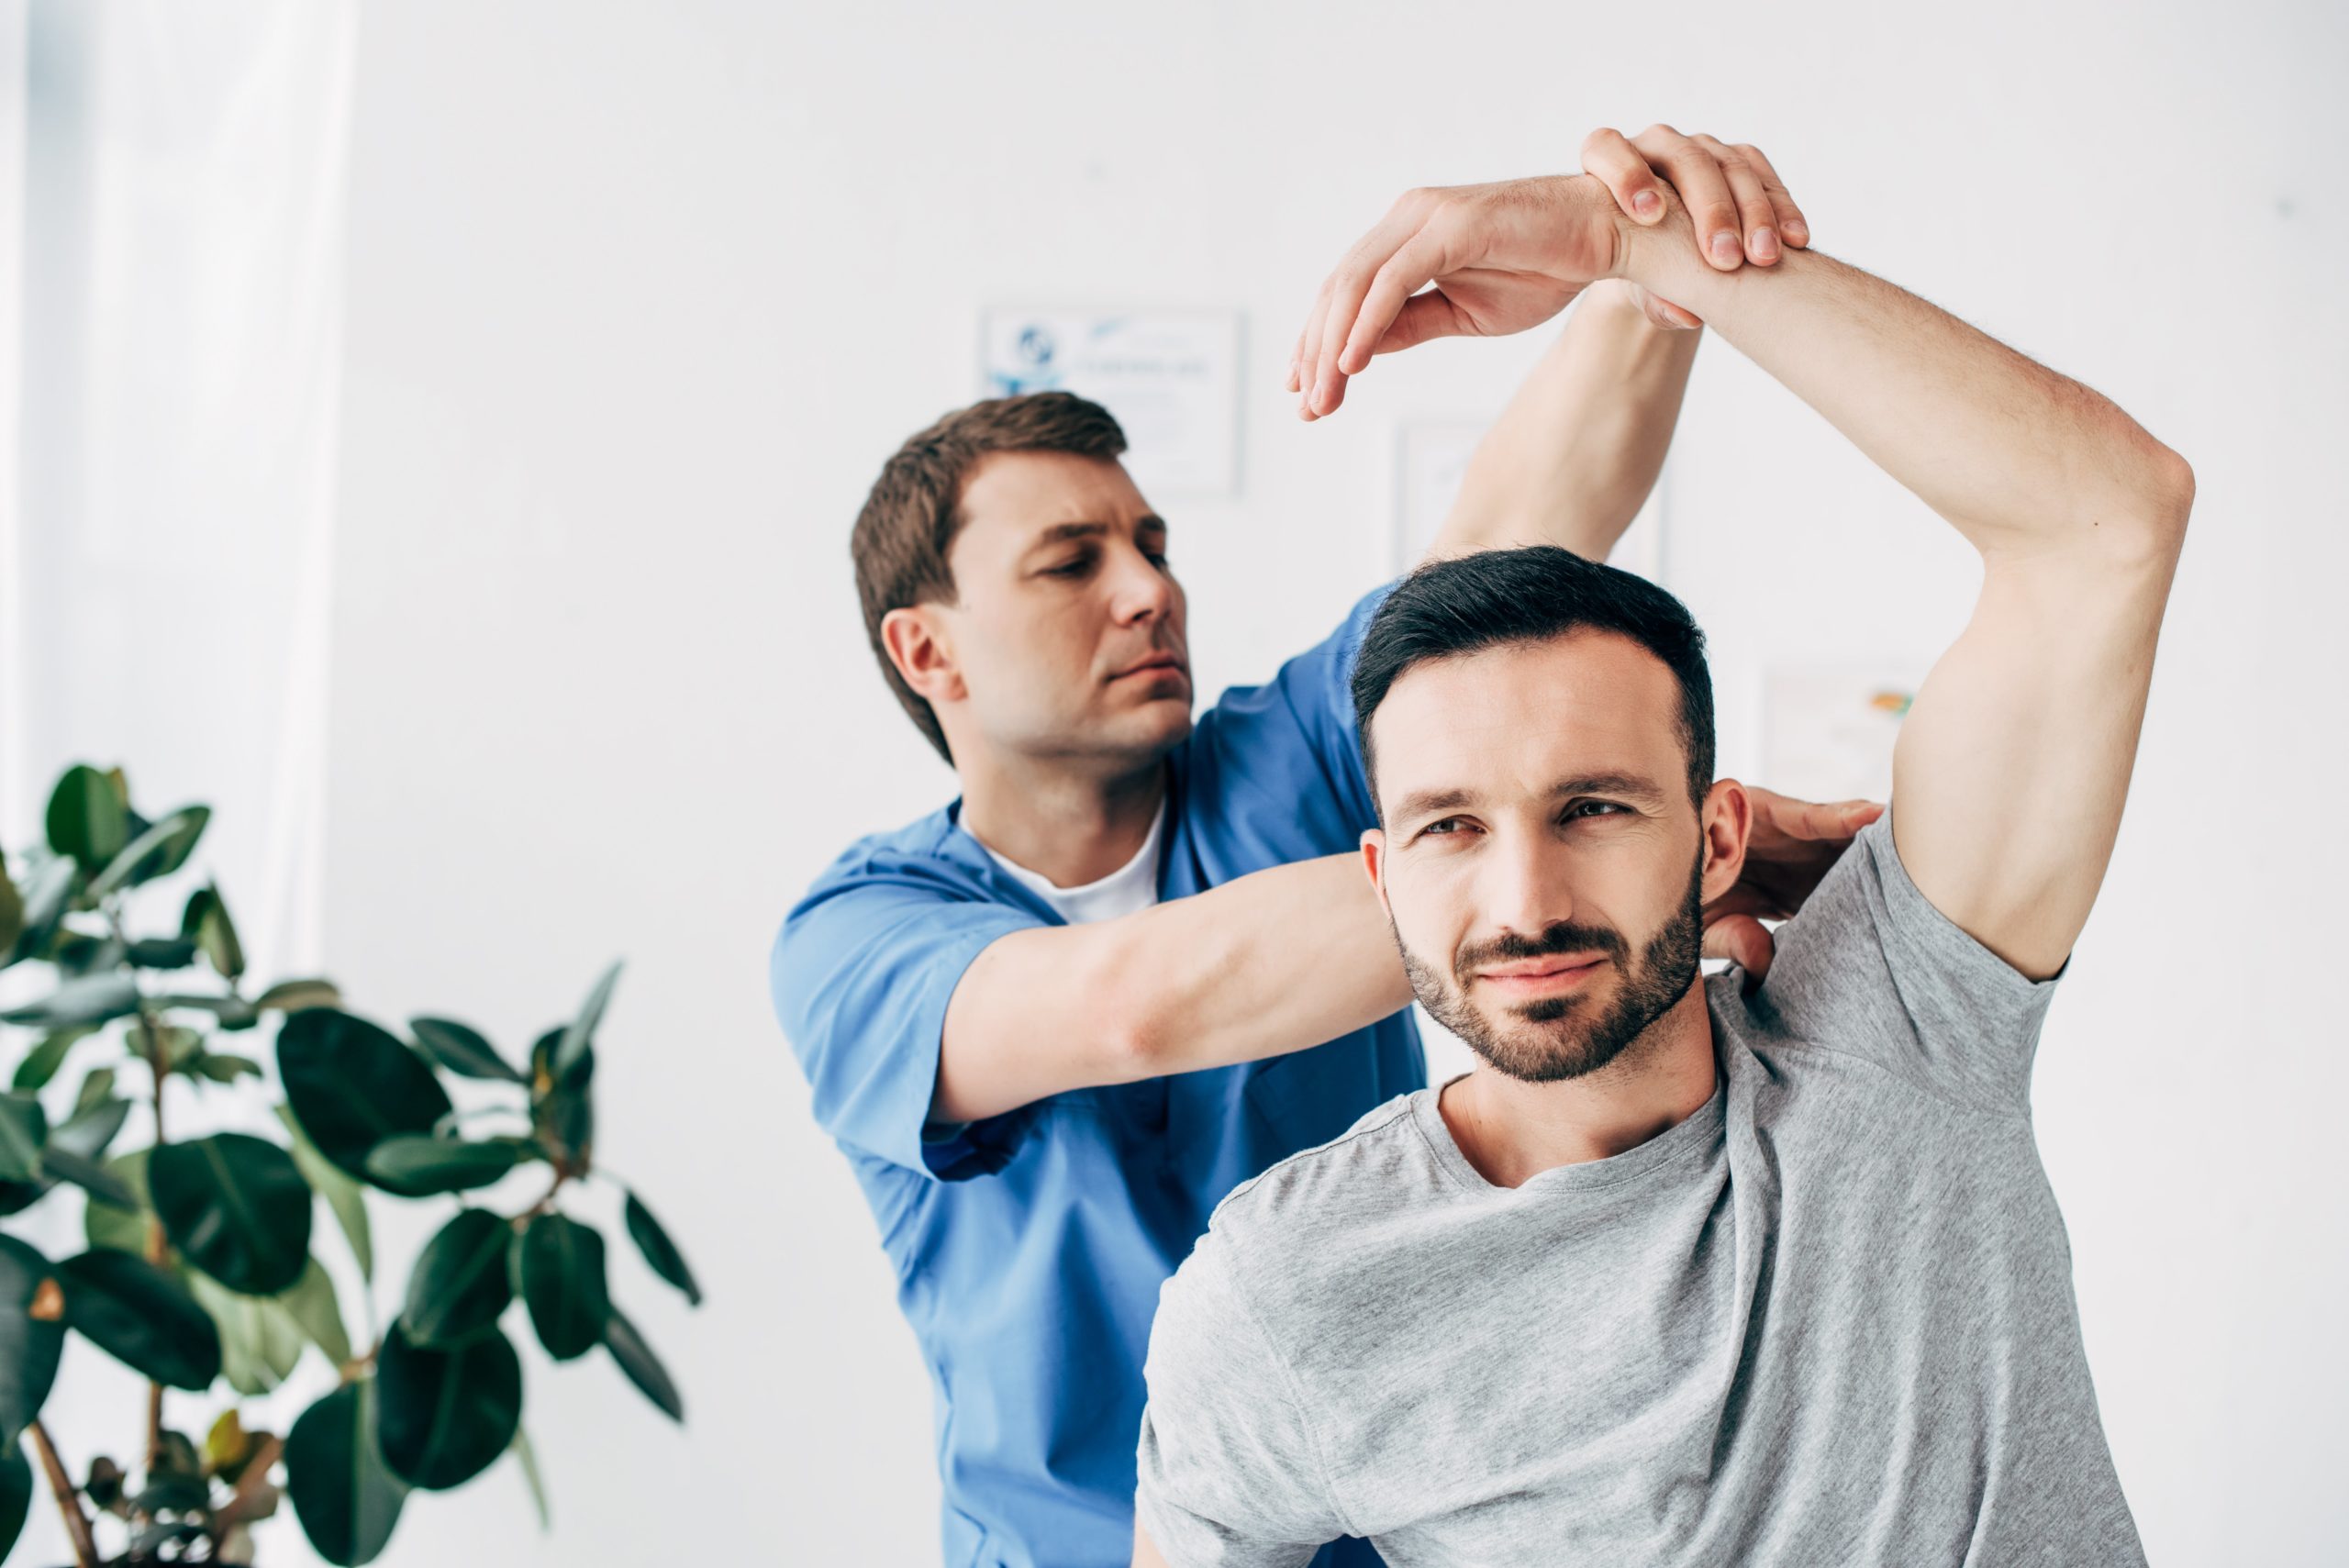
[
  {"xmin": 1748, "ymin": 811, "xmax": 2064, "ymax": 1115},
  {"xmin": 1189, "ymin": 582, "xmax": 1396, "ymax": 840},
  {"xmin": 1135, "ymin": 1227, "xmax": 1349, "ymax": 1566},
  {"xmin": 769, "ymin": 865, "xmax": 1041, "ymax": 1180}
]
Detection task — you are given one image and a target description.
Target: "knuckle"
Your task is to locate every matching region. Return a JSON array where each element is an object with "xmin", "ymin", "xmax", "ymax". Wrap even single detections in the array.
[{"xmin": 1640, "ymin": 121, "xmax": 1678, "ymax": 141}]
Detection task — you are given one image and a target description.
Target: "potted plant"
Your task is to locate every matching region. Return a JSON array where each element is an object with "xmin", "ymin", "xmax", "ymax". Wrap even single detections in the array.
[{"xmin": 0, "ymin": 763, "xmax": 701, "ymax": 1564}]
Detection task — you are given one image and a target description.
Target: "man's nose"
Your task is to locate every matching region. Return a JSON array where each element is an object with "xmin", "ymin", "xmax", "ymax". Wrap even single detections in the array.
[
  {"xmin": 1110, "ymin": 544, "xmax": 1175, "ymax": 624},
  {"xmin": 1477, "ymin": 831, "xmax": 1573, "ymax": 944}
]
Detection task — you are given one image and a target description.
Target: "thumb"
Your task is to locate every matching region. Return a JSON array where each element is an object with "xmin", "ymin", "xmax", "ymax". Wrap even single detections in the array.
[
  {"xmin": 1701, "ymin": 913, "xmax": 1775, "ymax": 984},
  {"xmin": 1371, "ymin": 289, "xmax": 1474, "ymax": 357}
]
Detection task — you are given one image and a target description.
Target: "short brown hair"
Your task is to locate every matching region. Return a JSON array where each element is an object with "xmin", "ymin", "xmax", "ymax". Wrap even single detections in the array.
[{"xmin": 852, "ymin": 392, "xmax": 1128, "ymax": 762}]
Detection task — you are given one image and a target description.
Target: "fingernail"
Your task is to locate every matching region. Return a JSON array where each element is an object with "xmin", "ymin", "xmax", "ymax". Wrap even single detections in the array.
[
  {"xmin": 1784, "ymin": 217, "xmax": 1809, "ymax": 241},
  {"xmin": 1709, "ymin": 231, "xmax": 1741, "ymax": 266},
  {"xmin": 1752, "ymin": 228, "xmax": 1780, "ymax": 262},
  {"xmin": 1633, "ymin": 189, "xmax": 1661, "ymax": 218}
]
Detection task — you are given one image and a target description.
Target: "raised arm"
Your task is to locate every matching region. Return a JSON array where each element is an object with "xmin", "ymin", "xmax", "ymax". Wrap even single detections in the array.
[
  {"xmin": 1298, "ymin": 158, "xmax": 2191, "ymax": 981},
  {"xmin": 1610, "ymin": 204, "xmax": 2191, "ymax": 977}
]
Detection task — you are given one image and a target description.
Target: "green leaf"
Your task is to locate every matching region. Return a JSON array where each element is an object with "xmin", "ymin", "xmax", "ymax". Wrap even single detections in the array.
[
  {"xmin": 83, "ymin": 1147, "xmax": 151, "ymax": 1255},
  {"xmin": 275, "ymin": 1105, "xmax": 371, "ymax": 1283},
  {"xmin": 150, "ymin": 1132, "xmax": 313, "ymax": 1296},
  {"xmin": 517, "ymin": 1213, "xmax": 608, "ymax": 1362},
  {"xmin": 124, "ymin": 936, "xmax": 200, "ymax": 970},
  {"xmin": 363, "ymin": 1135, "xmax": 526, "ymax": 1197},
  {"xmin": 85, "ymin": 805, "xmax": 210, "ymax": 899},
  {"xmin": 510, "ymin": 1426, "xmax": 551, "ymax": 1531},
  {"xmin": 409, "ymin": 1017, "xmax": 526, "ymax": 1083},
  {"xmin": 552, "ymin": 960, "xmax": 621, "ymax": 1080},
  {"xmin": 11, "ymin": 1023, "xmax": 96, "ymax": 1092},
  {"xmin": 0, "ymin": 1433, "xmax": 32, "ymax": 1562},
  {"xmin": 192, "ymin": 1051, "xmax": 264, "ymax": 1084},
  {"xmin": 0, "ymin": 1236, "xmax": 66, "ymax": 1448},
  {"xmin": 57, "ymin": 1250, "xmax": 222, "ymax": 1390},
  {"xmin": 131, "ymin": 1018, "xmax": 205, "ymax": 1072},
  {"xmin": 42, "ymin": 1148, "xmax": 138, "ymax": 1210},
  {"xmin": 6, "ymin": 855, "xmax": 78, "ymax": 967},
  {"xmin": 602, "ymin": 1307, "xmax": 683, "ymax": 1424},
  {"xmin": 376, "ymin": 1322, "xmax": 522, "ymax": 1490},
  {"xmin": 46, "ymin": 765, "xmax": 128, "ymax": 873},
  {"xmin": 256, "ymin": 977, "xmax": 340, "ymax": 1013},
  {"xmin": 622, "ymin": 1189, "xmax": 702, "ymax": 1307},
  {"xmin": 184, "ymin": 1270, "xmax": 305, "ymax": 1396},
  {"xmin": 73, "ymin": 1065, "xmax": 118, "ymax": 1117},
  {"xmin": 181, "ymin": 884, "xmax": 246, "ymax": 981},
  {"xmin": 0, "ymin": 1095, "xmax": 47, "ymax": 1183},
  {"xmin": 401, "ymin": 1209, "xmax": 514, "ymax": 1347},
  {"xmin": 0, "ymin": 971, "xmax": 140, "ymax": 1030},
  {"xmin": 0, "ymin": 851, "xmax": 23, "ymax": 964},
  {"xmin": 50, "ymin": 1096, "xmax": 130, "ymax": 1162},
  {"xmin": 285, "ymin": 1380, "xmax": 406, "ymax": 1565},
  {"xmin": 276, "ymin": 1257, "xmax": 351, "ymax": 1368},
  {"xmin": 529, "ymin": 1028, "xmax": 594, "ymax": 1165},
  {"xmin": 278, "ymin": 1009, "xmax": 451, "ymax": 1181}
]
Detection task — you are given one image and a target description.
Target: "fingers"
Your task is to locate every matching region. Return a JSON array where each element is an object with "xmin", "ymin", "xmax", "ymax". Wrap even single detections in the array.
[
  {"xmin": 1579, "ymin": 127, "xmax": 1664, "ymax": 226},
  {"xmin": 1367, "ymin": 286, "xmax": 1474, "ymax": 357},
  {"xmin": 1632, "ymin": 124, "xmax": 1742, "ymax": 272},
  {"xmin": 1701, "ymin": 914, "xmax": 1776, "ymax": 980},
  {"xmin": 1297, "ymin": 193, "xmax": 1431, "ymax": 418},
  {"xmin": 1692, "ymin": 134, "xmax": 1780, "ymax": 265},
  {"xmin": 1731, "ymin": 142, "xmax": 1809, "ymax": 248}
]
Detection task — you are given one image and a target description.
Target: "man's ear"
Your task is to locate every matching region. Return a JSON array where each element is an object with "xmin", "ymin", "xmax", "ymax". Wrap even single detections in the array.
[
  {"xmin": 1360, "ymin": 828, "xmax": 1392, "ymax": 909},
  {"xmin": 1698, "ymin": 779, "xmax": 1753, "ymax": 904},
  {"xmin": 880, "ymin": 605, "xmax": 964, "ymax": 706}
]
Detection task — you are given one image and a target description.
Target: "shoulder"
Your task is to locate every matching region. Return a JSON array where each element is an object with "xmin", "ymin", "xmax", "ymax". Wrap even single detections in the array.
[{"xmin": 1185, "ymin": 1093, "xmax": 1442, "ymax": 1293}]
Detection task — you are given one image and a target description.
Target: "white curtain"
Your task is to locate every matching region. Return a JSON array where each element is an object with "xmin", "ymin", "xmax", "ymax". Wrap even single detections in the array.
[{"xmin": 0, "ymin": 0, "xmax": 355, "ymax": 985}]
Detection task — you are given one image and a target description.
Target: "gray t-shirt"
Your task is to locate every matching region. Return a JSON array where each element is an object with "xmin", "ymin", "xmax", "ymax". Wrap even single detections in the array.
[{"xmin": 1135, "ymin": 817, "xmax": 2143, "ymax": 1566}]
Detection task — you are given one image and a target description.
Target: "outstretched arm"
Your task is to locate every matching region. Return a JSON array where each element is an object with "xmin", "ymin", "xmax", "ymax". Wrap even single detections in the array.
[
  {"xmin": 1611, "ymin": 207, "xmax": 2191, "ymax": 977},
  {"xmin": 1299, "ymin": 164, "xmax": 2191, "ymax": 979}
]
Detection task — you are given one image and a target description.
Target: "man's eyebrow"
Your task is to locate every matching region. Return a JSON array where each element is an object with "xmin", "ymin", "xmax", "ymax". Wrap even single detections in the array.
[
  {"xmin": 1028, "ymin": 515, "xmax": 1168, "ymax": 549},
  {"xmin": 1391, "ymin": 786, "xmax": 1476, "ymax": 826},
  {"xmin": 1552, "ymin": 773, "xmax": 1670, "ymax": 805}
]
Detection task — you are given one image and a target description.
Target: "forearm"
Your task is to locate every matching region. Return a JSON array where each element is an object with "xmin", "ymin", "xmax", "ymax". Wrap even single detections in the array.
[
  {"xmin": 1430, "ymin": 281, "xmax": 1700, "ymax": 562},
  {"xmin": 935, "ymin": 853, "xmax": 1411, "ymax": 1124},
  {"xmin": 1617, "ymin": 217, "xmax": 2192, "ymax": 557}
]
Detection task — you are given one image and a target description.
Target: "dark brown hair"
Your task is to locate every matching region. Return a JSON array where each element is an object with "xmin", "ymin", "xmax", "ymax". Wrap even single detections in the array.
[{"xmin": 852, "ymin": 392, "xmax": 1128, "ymax": 762}]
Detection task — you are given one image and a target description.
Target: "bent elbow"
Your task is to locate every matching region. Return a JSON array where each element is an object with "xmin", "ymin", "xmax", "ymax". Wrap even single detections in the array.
[{"xmin": 1086, "ymin": 940, "xmax": 1169, "ymax": 1085}]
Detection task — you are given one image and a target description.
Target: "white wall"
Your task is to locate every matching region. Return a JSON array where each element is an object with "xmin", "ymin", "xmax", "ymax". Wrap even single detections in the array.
[{"xmin": 317, "ymin": 1, "xmax": 2346, "ymax": 1562}]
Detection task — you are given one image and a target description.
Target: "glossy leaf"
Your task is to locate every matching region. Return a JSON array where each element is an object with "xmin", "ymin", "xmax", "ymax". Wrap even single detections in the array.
[
  {"xmin": 376, "ymin": 1322, "xmax": 523, "ymax": 1491},
  {"xmin": 409, "ymin": 1017, "xmax": 525, "ymax": 1083},
  {"xmin": 276, "ymin": 1105, "xmax": 372, "ymax": 1283},
  {"xmin": 46, "ymin": 765, "xmax": 128, "ymax": 873},
  {"xmin": 0, "ymin": 971, "xmax": 139, "ymax": 1030},
  {"xmin": 192, "ymin": 1051, "xmax": 265, "ymax": 1084},
  {"xmin": 83, "ymin": 1147, "xmax": 151, "ymax": 1254},
  {"xmin": 10, "ymin": 1023, "xmax": 95, "ymax": 1092},
  {"xmin": 0, "ymin": 852, "xmax": 22, "ymax": 961},
  {"xmin": 0, "ymin": 1434, "xmax": 31, "ymax": 1562},
  {"xmin": 43, "ymin": 1148, "xmax": 138, "ymax": 1210},
  {"xmin": 6, "ymin": 855, "xmax": 77, "ymax": 966},
  {"xmin": 181, "ymin": 884, "xmax": 246, "ymax": 981},
  {"xmin": 125, "ymin": 936, "xmax": 200, "ymax": 970},
  {"xmin": 285, "ymin": 1380, "xmax": 406, "ymax": 1565},
  {"xmin": 603, "ymin": 1307, "xmax": 683, "ymax": 1424},
  {"xmin": 401, "ymin": 1208, "xmax": 514, "ymax": 1347},
  {"xmin": 623, "ymin": 1189, "xmax": 702, "ymax": 1307},
  {"xmin": 0, "ymin": 1236, "xmax": 65, "ymax": 1448},
  {"xmin": 256, "ymin": 977, "xmax": 340, "ymax": 1013},
  {"xmin": 278, "ymin": 1257, "xmax": 352, "ymax": 1368},
  {"xmin": 529, "ymin": 1028, "xmax": 594, "ymax": 1164},
  {"xmin": 185, "ymin": 1271, "xmax": 305, "ymax": 1396},
  {"xmin": 57, "ymin": 1250, "xmax": 222, "ymax": 1390},
  {"xmin": 363, "ymin": 1135, "xmax": 526, "ymax": 1197},
  {"xmin": 518, "ymin": 1213, "xmax": 608, "ymax": 1362},
  {"xmin": 552, "ymin": 961, "xmax": 621, "ymax": 1080},
  {"xmin": 0, "ymin": 1095, "xmax": 45, "ymax": 1184},
  {"xmin": 150, "ymin": 1132, "xmax": 313, "ymax": 1296},
  {"xmin": 50, "ymin": 1095, "xmax": 130, "ymax": 1162},
  {"xmin": 86, "ymin": 805, "xmax": 210, "ymax": 899},
  {"xmin": 278, "ymin": 1009, "xmax": 451, "ymax": 1180}
]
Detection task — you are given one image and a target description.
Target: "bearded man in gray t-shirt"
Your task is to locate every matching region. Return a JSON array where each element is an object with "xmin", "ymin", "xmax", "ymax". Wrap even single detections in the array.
[{"xmin": 1132, "ymin": 149, "xmax": 2193, "ymax": 1568}]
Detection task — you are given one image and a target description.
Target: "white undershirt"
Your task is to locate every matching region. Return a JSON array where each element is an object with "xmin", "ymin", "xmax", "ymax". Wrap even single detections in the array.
[{"xmin": 975, "ymin": 798, "xmax": 1167, "ymax": 926}]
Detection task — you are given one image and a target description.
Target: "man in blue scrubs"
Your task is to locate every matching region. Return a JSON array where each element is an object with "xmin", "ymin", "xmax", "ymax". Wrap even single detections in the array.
[{"xmin": 772, "ymin": 127, "xmax": 1877, "ymax": 1567}]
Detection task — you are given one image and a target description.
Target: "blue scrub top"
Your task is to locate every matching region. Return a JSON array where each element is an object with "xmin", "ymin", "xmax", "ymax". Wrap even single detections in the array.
[{"xmin": 772, "ymin": 583, "xmax": 1421, "ymax": 1568}]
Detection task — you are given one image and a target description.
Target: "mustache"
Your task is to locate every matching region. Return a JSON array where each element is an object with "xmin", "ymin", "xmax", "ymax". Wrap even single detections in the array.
[{"xmin": 1455, "ymin": 919, "xmax": 1628, "ymax": 974}]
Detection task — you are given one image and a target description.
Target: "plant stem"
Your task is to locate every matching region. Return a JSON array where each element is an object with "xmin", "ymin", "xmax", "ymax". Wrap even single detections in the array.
[
  {"xmin": 24, "ymin": 1418, "xmax": 98, "ymax": 1568},
  {"xmin": 207, "ymin": 1430, "xmax": 285, "ymax": 1543}
]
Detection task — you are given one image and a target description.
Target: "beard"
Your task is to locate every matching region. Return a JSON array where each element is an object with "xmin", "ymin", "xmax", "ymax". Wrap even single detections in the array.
[{"xmin": 1399, "ymin": 850, "xmax": 1707, "ymax": 1084}]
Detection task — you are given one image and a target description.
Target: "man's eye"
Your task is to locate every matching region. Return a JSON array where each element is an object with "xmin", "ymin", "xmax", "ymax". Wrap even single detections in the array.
[
  {"xmin": 1567, "ymin": 801, "xmax": 1630, "ymax": 819},
  {"xmin": 1045, "ymin": 556, "xmax": 1092, "ymax": 578},
  {"xmin": 1421, "ymin": 817, "xmax": 1468, "ymax": 838}
]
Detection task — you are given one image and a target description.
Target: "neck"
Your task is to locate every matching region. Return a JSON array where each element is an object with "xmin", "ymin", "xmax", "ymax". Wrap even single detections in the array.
[
  {"xmin": 1441, "ymin": 982, "xmax": 1719, "ymax": 1189},
  {"xmin": 956, "ymin": 749, "xmax": 1167, "ymax": 888}
]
